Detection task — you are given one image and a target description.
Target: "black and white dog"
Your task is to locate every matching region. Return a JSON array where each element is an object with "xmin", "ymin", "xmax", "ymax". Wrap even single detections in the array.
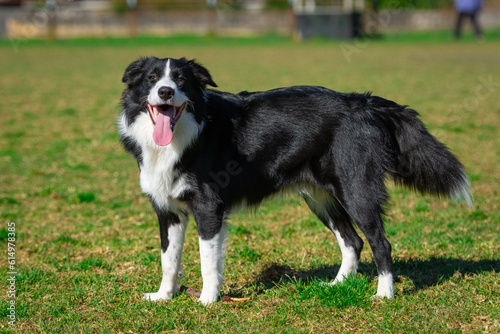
[{"xmin": 118, "ymin": 57, "xmax": 471, "ymax": 305}]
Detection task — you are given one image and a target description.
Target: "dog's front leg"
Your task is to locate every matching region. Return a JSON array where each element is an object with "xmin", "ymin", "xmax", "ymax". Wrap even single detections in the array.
[
  {"xmin": 198, "ymin": 227, "xmax": 226, "ymax": 305},
  {"xmin": 144, "ymin": 210, "xmax": 187, "ymax": 302},
  {"xmin": 192, "ymin": 203, "xmax": 227, "ymax": 305}
]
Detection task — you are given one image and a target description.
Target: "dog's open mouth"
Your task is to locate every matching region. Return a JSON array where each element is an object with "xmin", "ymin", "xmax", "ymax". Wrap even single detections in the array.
[{"xmin": 147, "ymin": 103, "xmax": 185, "ymax": 146}]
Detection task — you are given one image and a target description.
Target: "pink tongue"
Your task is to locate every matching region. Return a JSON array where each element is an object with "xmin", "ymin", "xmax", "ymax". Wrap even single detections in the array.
[{"xmin": 153, "ymin": 109, "xmax": 174, "ymax": 146}]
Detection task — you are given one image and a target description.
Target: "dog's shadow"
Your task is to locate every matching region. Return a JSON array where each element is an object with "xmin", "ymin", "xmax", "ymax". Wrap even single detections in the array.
[{"xmin": 245, "ymin": 257, "xmax": 500, "ymax": 294}]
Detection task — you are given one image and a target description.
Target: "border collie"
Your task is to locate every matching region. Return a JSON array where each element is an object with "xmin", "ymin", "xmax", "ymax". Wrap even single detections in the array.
[{"xmin": 118, "ymin": 57, "xmax": 471, "ymax": 305}]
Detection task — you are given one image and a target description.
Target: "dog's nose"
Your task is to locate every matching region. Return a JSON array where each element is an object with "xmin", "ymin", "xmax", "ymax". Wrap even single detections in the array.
[{"xmin": 158, "ymin": 86, "xmax": 175, "ymax": 100}]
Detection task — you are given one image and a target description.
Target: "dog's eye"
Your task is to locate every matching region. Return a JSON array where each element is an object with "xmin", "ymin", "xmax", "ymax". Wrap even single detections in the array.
[
  {"xmin": 148, "ymin": 75, "xmax": 158, "ymax": 82},
  {"xmin": 177, "ymin": 76, "xmax": 186, "ymax": 85}
]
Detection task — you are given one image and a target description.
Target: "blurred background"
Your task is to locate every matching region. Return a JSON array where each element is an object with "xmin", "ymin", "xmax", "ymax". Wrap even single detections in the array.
[{"xmin": 1, "ymin": 0, "xmax": 499, "ymax": 40}]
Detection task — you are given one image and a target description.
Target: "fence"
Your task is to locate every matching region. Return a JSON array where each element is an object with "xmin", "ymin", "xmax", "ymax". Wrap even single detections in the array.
[{"xmin": 2, "ymin": 0, "xmax": 500, "ymax": 40}]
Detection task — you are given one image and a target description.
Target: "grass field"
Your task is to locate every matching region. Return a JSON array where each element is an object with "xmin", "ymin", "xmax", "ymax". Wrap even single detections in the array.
[{"xmin": 0, "ymin": 33, "xmax": 499, "ymax": 333}]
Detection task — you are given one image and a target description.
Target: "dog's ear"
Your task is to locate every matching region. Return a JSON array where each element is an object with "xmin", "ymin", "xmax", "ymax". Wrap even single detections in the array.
[
  {"xmin": 122, "ymin": 57, "xmax": 153, "ymax": 87},
  {"xmin": 186, "ymin": 59, "xmax": 218, "ymax": 88}
]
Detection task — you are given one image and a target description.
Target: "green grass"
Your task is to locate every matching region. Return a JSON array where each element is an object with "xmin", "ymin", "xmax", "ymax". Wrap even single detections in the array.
[{"xmin": 0, "ymin": 33, "xmax": 499, "ymax": 333}]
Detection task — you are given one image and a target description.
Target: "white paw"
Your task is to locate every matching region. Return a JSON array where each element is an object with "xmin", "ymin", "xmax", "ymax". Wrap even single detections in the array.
[
  {"xmin": 319, "ymin": 280, "xmax": 336, "ymax": 287},
  {"xmin": 372, "ymin": 273, "xmax": 394, "ymax": 300},
  {"xmin": 370, "ymin": 292, "xmax": 394, "ymax": 300},
  {"xmin": 319, "ymin": 274, "xmax": 349, "ymax": 287},
  {"xmin": 198, "ymin": 292, "xmax": 219, "ymax": 306},
  {"xmin": 143, "ymin": 292, "xmax": 173, "ymax": 302},
  {"xmin": 327, "ymin": 273, "xmax": 352, "ymax": 286},
  {"xmin": 332, "ymin": 276, "xmax": 346, "ymax": 285}
]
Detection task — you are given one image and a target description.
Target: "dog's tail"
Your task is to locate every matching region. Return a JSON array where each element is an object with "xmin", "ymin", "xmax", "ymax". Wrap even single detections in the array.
[{"xmin": 369, "ymin": 95, "xmax": 472, "ymax": 206}]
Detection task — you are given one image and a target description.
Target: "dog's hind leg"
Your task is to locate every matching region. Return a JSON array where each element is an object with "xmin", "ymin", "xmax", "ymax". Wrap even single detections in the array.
[
  {"xmin": 303, "ymin": 189, "xmax": 363, "ymax": 285},
  {"xmin": 339, "ymin": 184, "xmax": 394, "ymax": 299}
]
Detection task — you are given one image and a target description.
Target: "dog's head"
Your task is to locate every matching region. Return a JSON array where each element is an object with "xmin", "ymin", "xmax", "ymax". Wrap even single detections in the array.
[{"xmin": 121, "ymin": 57, "xmax": 217, "ymax": 146}]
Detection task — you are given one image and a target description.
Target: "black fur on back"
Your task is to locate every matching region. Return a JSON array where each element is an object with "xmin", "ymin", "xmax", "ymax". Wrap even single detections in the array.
[{"xmin": 172, "ymin": 87, "xmax": 471, "ymax": 212}]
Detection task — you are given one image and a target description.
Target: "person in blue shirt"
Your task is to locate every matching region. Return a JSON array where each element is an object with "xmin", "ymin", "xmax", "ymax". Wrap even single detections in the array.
[{"xmin": 454, "ymin": 0, "xmax": 484, "ymax": 39}]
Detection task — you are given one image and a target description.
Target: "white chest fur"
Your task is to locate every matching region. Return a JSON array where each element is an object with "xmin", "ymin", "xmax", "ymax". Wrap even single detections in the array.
[
  {"xmin": 118, "ymin": 111, "xmax": 203, "ymax": 211},
  {"xmin": 139, "ymin": 140, "xmax": 186, "ymax": 209}
]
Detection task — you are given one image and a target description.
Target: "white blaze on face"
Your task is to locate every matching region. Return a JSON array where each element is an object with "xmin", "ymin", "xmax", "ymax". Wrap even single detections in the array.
[{"xmin": 147, "ymin": 60, "xmax": 190, "ymax": 146}]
